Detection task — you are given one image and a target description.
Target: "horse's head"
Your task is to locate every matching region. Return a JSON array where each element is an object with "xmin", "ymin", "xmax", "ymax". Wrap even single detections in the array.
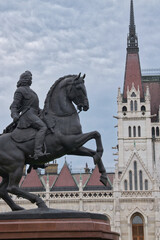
[
  {"xmin": 43, "ymin": 74, "xmax": 89, "ymax": 117},
  {"xmin": 66, "ymin": 73, "xmax": 89, "ymax": 112}
]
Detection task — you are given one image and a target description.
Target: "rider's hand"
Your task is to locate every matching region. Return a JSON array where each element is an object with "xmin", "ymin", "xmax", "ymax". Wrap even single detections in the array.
[{"xmin": 13, "ymin": 116, "xmax": 19, "ymax": 122}]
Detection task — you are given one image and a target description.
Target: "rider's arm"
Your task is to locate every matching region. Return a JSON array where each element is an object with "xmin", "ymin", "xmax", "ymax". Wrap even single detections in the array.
[{"xmin": 10, "ymin": 91, "xmax": 23, "ymax": 121}]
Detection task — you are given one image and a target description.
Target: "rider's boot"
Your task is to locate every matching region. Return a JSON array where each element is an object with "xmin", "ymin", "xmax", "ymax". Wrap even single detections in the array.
[{"xmin": 33, "ymin": 125, "xmax": 49, "ymax": 160}]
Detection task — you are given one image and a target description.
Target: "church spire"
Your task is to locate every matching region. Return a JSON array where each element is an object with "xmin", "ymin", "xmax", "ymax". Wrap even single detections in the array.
[
  {"xmin": 123, "ymin": 0, "xmax": 144, "ymax": 100},
  {"xmin": 127, "ymin": 0, "xmax": 139, "ymax": 53}
]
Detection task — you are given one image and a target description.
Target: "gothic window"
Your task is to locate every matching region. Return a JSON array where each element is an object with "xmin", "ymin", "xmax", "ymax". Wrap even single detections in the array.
[
  {"xmin": 141, "ymin": 105, "xmax": 146, "ymax": 112},
  {"xmin": 139, "ymin": 170, "xmax": 143, "ymax": 190},
  {"xmin": 133, "ymin": 126, "xmax": 136, "ymax": 137},
  {"xmin": 152, "ymin": 127, "xmax": 155, "ymax": 138},
  {"xmin": 134, "ymin": 161, "xmax": 138, "ymax": 190},
  {"xmin": 138, "ymin": 126, "xmax": 141, "ymax": 137},
  {"xmin": 129, "ymin": 171, "xmax": 133, "ymax": 190},
  {"xmin": 122, "ymin": 106, "xmax": 127, "ymax": 116},
  {"xmin": 130, "ymin": 100, "xmax": 133, "ymax": 111},
  {"xmin": 124, "ymin": 180, "xmax": 128, "ymax": 190},
  {"xmin": 134, "ymin": 100, "xmax": 137, "ymax": 111},
  {"xmin": 156, "ymin": 127, "xmax": 159, "ymax": 136},
  {"xmin": 132, "ymin": 214, "xmax": 144, "ymax": 240},
  {"xmin": 129, "ymin": 126, "xmax": 132, "ymax": 137},
  {"xmin": 145, "ymin": 180, "xmax": 148, "ymax": 190},
  {"xmin": 141, "ymin": 105, "xmax": 146, "ymax": 115},
  {"xmin": 122, "ymin": 106, "xmax": 127, "ymax": 112},
  {"xmin": 131, "ymin": 92, "xmax": 136, "ymax": 97}
]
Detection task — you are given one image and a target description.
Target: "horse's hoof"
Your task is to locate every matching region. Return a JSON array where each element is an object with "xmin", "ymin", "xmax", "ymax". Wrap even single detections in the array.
[
  {"xmin": 100, "ymin": 174, "xmax": 108, "ymax": 186},
  {"xmin": 93, "ymin": 153, "xmax": 101, "ymax": 164},
  {"xmin": 37, "ymin": 201, "xmax": 48, "ymax": 209},
  {"xmin": 13, "ymin": 206, "xmax": 25, "ymax": 211}
]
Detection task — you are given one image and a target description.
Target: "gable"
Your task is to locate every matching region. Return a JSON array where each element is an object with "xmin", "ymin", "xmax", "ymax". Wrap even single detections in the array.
[
  {"xmin": 119, "ymin": 152, "xmax": 153, "ymax": 191},
  {"xmin": 84, "ymin": 165, "xmax": 112, "ymax": 190},
  {"xmin": 51, "ymin": 163, "xmax": 78, "ymax": 191}
]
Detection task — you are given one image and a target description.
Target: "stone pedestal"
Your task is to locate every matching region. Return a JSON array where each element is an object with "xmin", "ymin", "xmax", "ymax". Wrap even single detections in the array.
[{"xmin": 0, "ymin": 209, "xmax": 119, "ymax": 240}]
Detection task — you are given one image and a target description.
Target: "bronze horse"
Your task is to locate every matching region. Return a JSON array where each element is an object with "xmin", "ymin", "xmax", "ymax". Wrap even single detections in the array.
[{"xmin": 0, "ymin": 74, "xmax": 108, "ymax": 211}]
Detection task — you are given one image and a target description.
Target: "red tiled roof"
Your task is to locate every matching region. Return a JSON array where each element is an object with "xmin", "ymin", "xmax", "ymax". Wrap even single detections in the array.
[
  {"xmin": 21, "ymin": 169, "xmax": 44, "ymax": 188},
  {"xmin": 86, "ymin": 165, "xmax": 104, "ymax": 186},
  {"xmin": 53, "ymin": 163, "xmax": 77, "ymax": 188},
  {"xmin": 73, "ymin": 173, "xmax": 91, "ymax": 186},
  {"xmin": 123, "ymin": 53, "xmax": 143, "ymax": 99},
  {"xmin": 42, "ymin": 175, "xmax": 58, "ymax": 188},
  {"xmin": 143, "ymin": 81, "xmax": 160, "ymax": 121}
]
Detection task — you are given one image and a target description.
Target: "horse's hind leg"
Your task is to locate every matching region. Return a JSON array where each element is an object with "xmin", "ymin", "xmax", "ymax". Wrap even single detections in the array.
[
  {"xmin": 0, "ymin": 176, "xmax": 24, "ymax": 211},
  {"xmin": 7, "ymin": 167, "xmax": 48, "ymax": 209}
]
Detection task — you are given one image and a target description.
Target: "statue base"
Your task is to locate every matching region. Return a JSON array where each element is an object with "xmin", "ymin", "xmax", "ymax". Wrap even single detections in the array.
[{"xmin": 0, "ymin": 208, "xmax": 119, "ymax": 240}]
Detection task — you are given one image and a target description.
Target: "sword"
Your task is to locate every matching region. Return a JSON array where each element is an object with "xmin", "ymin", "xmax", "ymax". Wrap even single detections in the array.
[{"xmin": 3, "ymin": 107, "xmax": 30, "ymax": 134}]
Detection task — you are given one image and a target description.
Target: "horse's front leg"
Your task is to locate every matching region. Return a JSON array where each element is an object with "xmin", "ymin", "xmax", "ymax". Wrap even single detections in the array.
[
  {"xmin": 74, "ymin": 131, "xmax": 104, "ymax": 164},
  {"xmin": 68, "ymin": 146, "xmax": 110, "ymax": 187}
]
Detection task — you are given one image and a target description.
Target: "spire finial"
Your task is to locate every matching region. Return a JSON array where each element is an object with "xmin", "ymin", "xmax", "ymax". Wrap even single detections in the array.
[
  {"xmin": 130, "ymin": 0, "xmax": 135, "ymax": 27},
  {"xmin": 127, "ymin": 0, "xmax": 139, "ymax": 53}
]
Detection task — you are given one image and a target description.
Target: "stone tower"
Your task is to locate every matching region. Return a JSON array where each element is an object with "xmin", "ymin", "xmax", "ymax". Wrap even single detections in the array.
[{"xmin": 115, "ymin": 0, "xmax": 160, "ymax": 192}]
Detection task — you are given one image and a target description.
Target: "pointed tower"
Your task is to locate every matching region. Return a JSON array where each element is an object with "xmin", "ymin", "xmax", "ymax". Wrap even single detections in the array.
[
  {"xmin": 123, "ymin": 0, "xmax": 144, "ymax": 100},
  {"xmin": 116, "ymin": 0, "xmax": 153, "ymax": 178}
]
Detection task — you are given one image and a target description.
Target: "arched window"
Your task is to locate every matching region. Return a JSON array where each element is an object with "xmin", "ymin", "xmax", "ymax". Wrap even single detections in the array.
[
  {"xmin": 130, "ymin": 100, "xmax": 133, "ymax": 111},
  {"xmin": 122, "ymin": 106, "xmax": 127, "ymax": 116},
  {"xmin": 129, "ymin": 171, "xmax": 133, "ymax": 190},
  {"xmin": 156, "ymin": 127, "xmax": 159, "ymax": 136},
  {"xmin": 133, "ymin": 126, "xmax": 136, "ymax": 137},
  {"xmin": 134, "ymin": 100, "xmax": 137, "ymax": 111},
  {"xmin": 139, "ymin": 170, "xmax": 143, "ymax": 190},
  {"xmin": 141, "ymin": 105, "xmax": 146, "ymax": 115},
  {"xmin": 129, "ymin": 126, "xmax": 132, "ymax": 137},
  {"xmin": 132, "ymin": 214, "xmax": 144, "ymax": 240},
  {"xmin": 124, "ymin": 180, "xmax": 128, "ymax": 190},
  {"xmin": 138, "ymin": 126, "xmax": 141, "ymax": 137},
  {"xmin": 122, "ymin": 106, "xmax": 127, "ymax": 112},
  {"xmin": 141, "ymin": 105, "xmax": 146, "ymax": 112},
  {"xmin": 152, "ymin": 127, "xmax": 155, "ymax": 138},
  {"xmin": 145, "ymin": 180, "xmax": 148, "ymax": 190},
  {"xmin": 134, "ymin": 161, "xmax": 138, "ymax": 190}
]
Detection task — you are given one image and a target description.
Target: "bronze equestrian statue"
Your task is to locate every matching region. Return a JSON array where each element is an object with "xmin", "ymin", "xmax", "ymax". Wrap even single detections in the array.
[{"xmin": 0, "ymin": 72, "xmax": 109, "ymax": 211}]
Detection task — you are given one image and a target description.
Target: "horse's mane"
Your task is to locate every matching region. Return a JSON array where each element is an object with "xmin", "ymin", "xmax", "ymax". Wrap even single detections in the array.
[{"xmin": 43, "ymin": 74, "xmax": 76, "ymax": 113}]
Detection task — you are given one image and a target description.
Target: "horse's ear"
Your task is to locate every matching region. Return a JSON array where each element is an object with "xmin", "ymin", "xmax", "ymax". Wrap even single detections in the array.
[{"xmin": 83, "ymin": 74, "xmax": 86, "ymax": 79}]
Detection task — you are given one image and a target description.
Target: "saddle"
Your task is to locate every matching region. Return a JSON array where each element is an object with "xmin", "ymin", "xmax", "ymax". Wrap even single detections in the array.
[
  {"xmin": 9, "ymin": 114, "xmax": 56, "ymax": 143},
  {"xmin": 11, "ymin": 127, "xmax": 37, "ymax": 143}
]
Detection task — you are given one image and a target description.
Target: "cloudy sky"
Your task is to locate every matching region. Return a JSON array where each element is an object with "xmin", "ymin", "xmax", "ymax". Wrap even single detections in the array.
[{"xmin": 0, "ymin": 0, "xmax": 159, "ymax": 172}]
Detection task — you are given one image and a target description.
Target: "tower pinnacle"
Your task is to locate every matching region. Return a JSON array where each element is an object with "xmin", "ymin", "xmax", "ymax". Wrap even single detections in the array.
[{"xmin": 127, "ymin": 0, "xmax": 139, "ymax": 53}]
